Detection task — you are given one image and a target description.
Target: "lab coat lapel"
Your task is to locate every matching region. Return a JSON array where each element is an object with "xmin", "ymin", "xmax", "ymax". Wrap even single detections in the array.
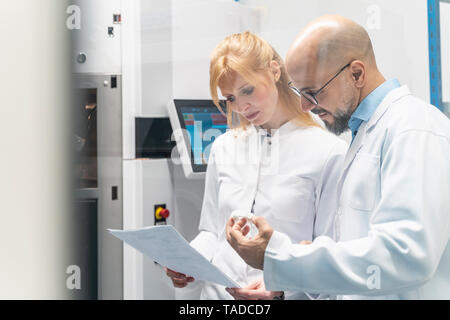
[
  {"xmin": 336, "ymin": 122, "xmax": 367, "ymax": 195},
  {"xmin": 342, "ymin": 123, "xmax": 366, "ymax": 172},
  {"xmin": 365, "ymin": 85, "xmax": 411, "ymax": 133},
  {"xmin": 337, "ymin": 85, "xmax": 411, "ymax": 197},
  {"xmin": 244, "ymin": 125, "xmax": 262, "ymax": 213}
]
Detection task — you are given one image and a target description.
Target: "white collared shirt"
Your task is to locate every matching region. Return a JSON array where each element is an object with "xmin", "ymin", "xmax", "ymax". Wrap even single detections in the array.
[{"xmin": 190, "ymin": 120, "xmax": 348, "ymax": 299}]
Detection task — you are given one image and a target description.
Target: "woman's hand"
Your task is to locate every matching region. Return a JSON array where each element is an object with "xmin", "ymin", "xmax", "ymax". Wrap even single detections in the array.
[
  {"xmin": 164, "ymin": 267, "xmax": 195, "ymax": 288},
  {"xmin": 225, "ymin": 279, "xmax": 283, "ymax": 300}
]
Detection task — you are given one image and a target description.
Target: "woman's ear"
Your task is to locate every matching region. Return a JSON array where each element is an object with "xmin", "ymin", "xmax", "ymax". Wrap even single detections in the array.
[{"xmin": 270, "ymin": 60, "xmax": 281, "ymax": 83}]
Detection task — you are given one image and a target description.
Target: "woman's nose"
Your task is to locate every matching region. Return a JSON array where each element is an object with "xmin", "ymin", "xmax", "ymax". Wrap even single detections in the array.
[{"xmin": 236, "ymin": 100, "xmax": 250, "ymax": 114}]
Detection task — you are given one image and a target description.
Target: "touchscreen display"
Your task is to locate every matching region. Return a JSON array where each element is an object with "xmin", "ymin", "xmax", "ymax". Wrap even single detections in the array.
[{"xmin": 180, "ymin": 106, "xmax": 227, "ymax": 165}]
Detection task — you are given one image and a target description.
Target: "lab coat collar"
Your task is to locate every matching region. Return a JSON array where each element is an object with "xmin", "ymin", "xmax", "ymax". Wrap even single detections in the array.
[
  {"xmin": 340, "ymin": 86, "xmax": 411, "ymax": 176},
  {"xmin": 254, "ymin": 119, "xmax": 299, "ymax": 138},
  {"xmin": 365, "ymin": 85, "xmax": 411, "ymax": 133}
]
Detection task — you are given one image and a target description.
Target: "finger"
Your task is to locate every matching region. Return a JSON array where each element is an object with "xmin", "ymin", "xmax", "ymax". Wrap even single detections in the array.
[
  {"xmin": 227, "ymin": 219, "xmax": 247, "ymax": 243},
  {"xmin": 172, "ymin": 276, "xmax": 191, "ymax": 284},
  {"xmin": 241, "ymin": 225, "xmax": 250, "ymax": 237},
  {"xmin": 172, "ymin": 277, "xmax": 187, "ymax": 284},
  {"xmin": 226, "ymin": 217, "xmax": 235, "ymax": 229},
  {"xmin": 251, "ymin": 216, "xmax": 268, "ymax": 231},
  {"xmin": 165, "ymin": 267, "xmax": 177, "ymax": 276},
  {"xmin": 226, "ymin": 218, "xmax": 237, "ymax": 241},
  {"xmin": 172, "ymin": 279, "xmax": 188, "ymax": 288},
  {"xmin": 232, "ymin": 220, "xmax": 243, "ymax": 232},
  {"xmin": 230, "ymin": 226, "xmax": 247, "ymax": 242},
  {"xmin": 252, "ymin": 216, "xmax": 273, "ymax": 238},
  {"xmin": 166, "ymin": 269, "xmax": 187, "ymax": 279},
  {"xmin": 247, "ymin": 280, "xmax": 261, "ymax": 290},
  {"xmin": 172, "ymin": 276, "xmax": 188, "ymax": 283},
  {"xmin": 227, "ymin": 227, "xmax": 248, "ymax": 248},
  {"xmin": 166, "ymin": 268, "xmax": 177, "ymax": 277},
  {"xmin": 168, "ymin": 273, "xmax": 188, "ymax": 282},
  {"xmin": 300, "ymin": 240, "xmax": 312, "ymax": 245},
  {"xmin": 235, "ymin": 218, "xmax": 248, "ymax": 229}
]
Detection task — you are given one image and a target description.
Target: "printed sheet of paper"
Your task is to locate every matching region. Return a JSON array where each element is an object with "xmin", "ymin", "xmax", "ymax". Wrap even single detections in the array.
[{"xmin": 109, "ymin": 225, "xmax": 240, "ymax": 288}]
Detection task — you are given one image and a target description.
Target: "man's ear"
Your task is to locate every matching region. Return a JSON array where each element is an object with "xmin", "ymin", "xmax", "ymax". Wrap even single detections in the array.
[
  {"xmin": 350, "ymin": 61, "xmax": 366, "ymax": 88},
  {"xmin": 270, "ymin": 60, "xmax": 281, "ymax": 83}
]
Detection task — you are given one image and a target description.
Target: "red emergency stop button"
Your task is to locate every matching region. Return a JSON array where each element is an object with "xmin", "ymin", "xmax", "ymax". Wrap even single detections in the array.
[
  {"xmin": 160, "ymin": 208, "xmax": 170, "ymax": 219},
  {"xmin": 155, "ymin": 207, "xmax": 170, "ymax": 220}
]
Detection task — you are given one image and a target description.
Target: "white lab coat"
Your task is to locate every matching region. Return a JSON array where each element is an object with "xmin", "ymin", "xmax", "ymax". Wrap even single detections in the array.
[
  {"xmin": 264, "ymin": 86, "xmax": 450, "ymax": 299},
  {"xmin": 190, "ymin": 120, "xmax": 348, "ymax": 299}
]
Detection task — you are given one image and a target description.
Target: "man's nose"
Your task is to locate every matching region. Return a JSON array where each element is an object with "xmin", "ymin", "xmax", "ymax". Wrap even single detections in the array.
[{"xmin": 301, "ymin": 101, "xmax": 316, "ymax": 113}]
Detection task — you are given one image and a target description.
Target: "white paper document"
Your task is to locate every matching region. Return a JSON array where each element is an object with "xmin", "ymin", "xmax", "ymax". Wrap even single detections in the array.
[{"xmin": 109, "ymin": 225, "xmax": 240, "ymax": 288}]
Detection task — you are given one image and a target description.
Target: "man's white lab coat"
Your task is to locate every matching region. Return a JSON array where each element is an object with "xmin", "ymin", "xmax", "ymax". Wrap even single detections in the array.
[
  {"xmin": 190, "ymin": 121, "xmax": 348, "ymax": 299},
  {"xmin": 264, "ymin": 86, "xmax": 450, "ymax": 299}
]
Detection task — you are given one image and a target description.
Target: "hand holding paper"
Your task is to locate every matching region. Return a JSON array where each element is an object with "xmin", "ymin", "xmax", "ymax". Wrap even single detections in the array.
[
  {"xmin": 109, "ymin": 225, "xmax": 240, "ymax": 288},
  {"xmin": 164, "ymin": 267, "xmax": 195, "ymax": 288}
]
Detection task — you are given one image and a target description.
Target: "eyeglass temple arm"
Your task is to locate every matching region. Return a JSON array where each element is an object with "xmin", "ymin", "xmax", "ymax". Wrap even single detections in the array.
[{"xmin": 315, "ymin": 63, "xmax": 352, "ymax": 96}]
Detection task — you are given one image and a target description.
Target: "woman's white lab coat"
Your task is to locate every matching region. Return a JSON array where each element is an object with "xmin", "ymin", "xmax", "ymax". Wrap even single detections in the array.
[
  {"xmin": 263, "ymin": 86, "xmax": 450, "ymax": 299},
  {"xmin": 190, "ymin": 120, "xmax": 348, "ymax": 299}
]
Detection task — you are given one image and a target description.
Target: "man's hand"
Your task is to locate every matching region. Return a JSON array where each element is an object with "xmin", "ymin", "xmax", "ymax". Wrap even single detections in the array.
[
  {"xmin": 164, "ymin": 267, "xmax": 195, "ymax": 288},
  {"xmin": 225, "ymin": 279, "xmax": 283, "ymax": 300},
  {"xmin": 226, "ymin": 216, "xmax": 274, "ymax": 270}
]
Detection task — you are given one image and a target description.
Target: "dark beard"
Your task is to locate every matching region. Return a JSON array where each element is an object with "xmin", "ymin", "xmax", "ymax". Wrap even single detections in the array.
[{"xmin": 323, "ymin": 108, "xmax": 352, "ymax": 135}]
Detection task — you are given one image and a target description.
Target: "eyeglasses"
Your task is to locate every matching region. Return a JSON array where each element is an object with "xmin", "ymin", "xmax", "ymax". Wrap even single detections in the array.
[{"xmin": 288, "ymin": 62, "xmax": 352, "ymax": 106}]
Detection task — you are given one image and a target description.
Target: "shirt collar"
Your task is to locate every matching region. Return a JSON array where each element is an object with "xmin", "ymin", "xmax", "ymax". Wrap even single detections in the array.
[
  {"xmin": 255, "ymin": 119, "xmax": 299, "ymax": 137},
  {"xmin": 348, "ymin": 78, "xmax": 401, "ymax": 139}
]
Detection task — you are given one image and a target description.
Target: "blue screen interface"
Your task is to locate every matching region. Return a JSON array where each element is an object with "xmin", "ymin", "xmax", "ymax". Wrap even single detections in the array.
[{"xmin": 181, "ymin": 106, "xmax": 228, "ymax": 165}]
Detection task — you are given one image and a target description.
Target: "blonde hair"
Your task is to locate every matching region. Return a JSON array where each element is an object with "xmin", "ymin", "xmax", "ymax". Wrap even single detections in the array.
[{"xmin": 209, "ymin": 31, "xmax": 319, "ymax": 129}]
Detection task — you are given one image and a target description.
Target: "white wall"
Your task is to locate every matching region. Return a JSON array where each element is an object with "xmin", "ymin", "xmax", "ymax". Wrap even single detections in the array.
[
  {"xmin": 172, "ymin": 0, "xmax": 243, "ymax": 98},
  {"xmin": 140, "ymin": 0, "xmax": 174, "ymax": 116},
  {"xmin": 171, "ymin": 0, "xmax": 430, "ymax": 102}
]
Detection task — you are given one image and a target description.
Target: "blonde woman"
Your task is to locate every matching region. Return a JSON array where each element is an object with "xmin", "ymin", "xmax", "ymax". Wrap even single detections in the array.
[{"xmin": 165, "ymin": 32, "xmax": 348, "ymax": 300}]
